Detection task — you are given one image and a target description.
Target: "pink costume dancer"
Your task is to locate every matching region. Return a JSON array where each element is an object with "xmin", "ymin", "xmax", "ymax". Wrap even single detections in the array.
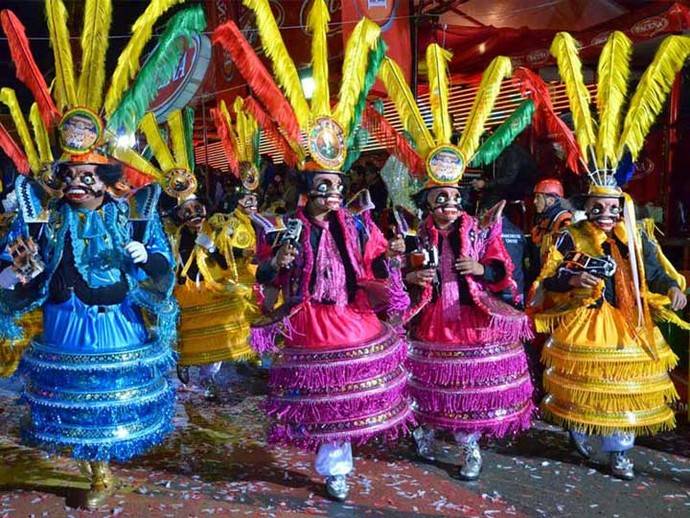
[
  {"xmin": 211, "ymin": 0, "xmax": 412, "ymax": 501},
  {"xmin": 375, "ymin": 43, "xmax": 535, "ymax": 480}
]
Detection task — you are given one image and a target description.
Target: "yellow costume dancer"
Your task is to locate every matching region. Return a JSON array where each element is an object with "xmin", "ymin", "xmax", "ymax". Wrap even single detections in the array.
[
  {"xmin": 138, "ymin": 107, "xmax": 257, "ymax": 398},
  {"xmin": 531, "ymin": 31, "xmax": 690, "ymax": 480}
]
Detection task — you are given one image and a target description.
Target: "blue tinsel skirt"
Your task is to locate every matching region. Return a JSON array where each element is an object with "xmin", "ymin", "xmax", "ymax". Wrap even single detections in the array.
[{"xmin": 18, "ymin": 294, "xmax": 176, "ymax": 461}]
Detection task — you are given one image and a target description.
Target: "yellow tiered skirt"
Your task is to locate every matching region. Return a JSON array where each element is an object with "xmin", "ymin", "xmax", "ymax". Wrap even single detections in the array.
[
  {"xmin": 175, "ymin": 282, "xmax": 256, "ymax": 366},
  {"xmin": 538, "ymin": 302, "xmax": 678, "ymax": 436},
  {"xmin": 0, "ymin": 310, "xmax": 42, "ymax": 377}
]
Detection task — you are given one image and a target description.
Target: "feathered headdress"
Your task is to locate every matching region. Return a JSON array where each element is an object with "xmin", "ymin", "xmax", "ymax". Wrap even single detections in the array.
[
  {"xmin": 378, "ymin": 43, "xmax": 522, "ymax": 189},
  {"xmin": 551, "ymin": 31, "xmax": 690, "ymax": 336},
  {"xmin": 210, "ymin": 97, "xmax": 262, "ymax": 193},
  {"xmin": 550, "ymin": 31, "xmax": 690, "ymax": 194},
  {"xmin": 110, "ymin": 108, "xmax": 197, "ymax": 203},
  {"xmin": 212, "ymin": 0, "xmax": 386, "ymax": 174},
  {"xmin": 0, "ymin": 1, "xmax": 205, "ymax": 176}
]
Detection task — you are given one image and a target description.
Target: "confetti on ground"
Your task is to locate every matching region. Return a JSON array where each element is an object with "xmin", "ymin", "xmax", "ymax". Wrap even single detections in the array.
[{"xmin": 0, "ymin": 366, "xmax": 688, "ymax": 517}]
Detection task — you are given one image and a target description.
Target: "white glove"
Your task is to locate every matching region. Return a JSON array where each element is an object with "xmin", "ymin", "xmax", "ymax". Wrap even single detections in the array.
[
  {"xmin": 125, "ymin": 241, "xmax": 149, "ymax": 264},
  {"xmin": 0, "ymin": 266, "xmax": 19, "ymax": 289},
  {"xmin": 195, "ymin": 233, "xmax": 216, "ymax": 253}
]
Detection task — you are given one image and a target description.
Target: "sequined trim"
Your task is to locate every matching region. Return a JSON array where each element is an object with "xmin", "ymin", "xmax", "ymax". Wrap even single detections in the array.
[
  {"xmin": 275, "ymin": 330, "xmax": 400, "ymax": 368},
  {"xmin": 414, "ymin": 400, "xmax": 532, "ymax": 424},
  {"xmin": 272, "ymin": 366, "xmax": 406, "ymax": 400},
  {"xmin": 409, "ymin": 340, "xmax": 524, "ymax": 361},
  {"xmin": 23, "ymin": 341, "xmax": 169, "ymax": 370},
  {"xmin": 24, "ymin": 378, "xmax": 169, "ymax": 408},
  {"xmin": 409, "ymin": 371, "xmax": 531, "ymax": 392}
]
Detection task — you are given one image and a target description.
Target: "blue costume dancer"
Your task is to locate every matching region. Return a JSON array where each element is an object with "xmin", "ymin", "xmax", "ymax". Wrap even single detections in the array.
[{"xmin": 0, "ymin": 1, "xmax": 206, "ymax": 508}]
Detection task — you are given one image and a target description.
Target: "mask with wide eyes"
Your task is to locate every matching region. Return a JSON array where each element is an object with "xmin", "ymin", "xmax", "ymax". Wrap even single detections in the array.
[
  {"xmin": 312, "ymin": 181, "xmax": 343, "ymax": 197},
  {"xmin": 589, "ymin": 204, "xmax": 621, "ymax": 217},
  {"xmin": 430, "ymin": 191, "xmax": 460, "ymax": 209}
]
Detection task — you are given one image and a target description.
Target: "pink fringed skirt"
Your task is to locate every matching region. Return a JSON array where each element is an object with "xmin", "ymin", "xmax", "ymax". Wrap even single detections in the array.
[
  {"xmin": 408, "ymin": 301, "xmax": 534, "ymax": 438},
  {"xmin": 265, "ymin": 302, "xmax": 414, "ymax": 450}
]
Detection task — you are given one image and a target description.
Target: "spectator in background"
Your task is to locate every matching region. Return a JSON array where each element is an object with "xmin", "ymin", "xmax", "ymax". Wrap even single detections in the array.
[
  {"xmin": 364, "ymin": 161, "xmax": 389, "ymax": 220},
  {"xmin": 471, "ymin": 142, "xmax": 538, "ymax": 208}
]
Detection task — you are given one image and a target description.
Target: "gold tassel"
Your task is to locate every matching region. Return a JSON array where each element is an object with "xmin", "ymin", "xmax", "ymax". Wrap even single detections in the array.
[
  {"xmin": 378, "ymin": 57, "xmax": 435, "ymax": 156},
  {"xmin": 220, "ymin": 99, "xmax": 240, "ymax": 157},
  {"xmin": 457, "ymin": 55, "xmax": 512, "ymax": 162},
  {"xmin": 77, "ymin": 0, "xmax": 113, "ymax": 111},
  {"xmin": 333, "ymin": 18, "xmax": 381, "ymax": 131},
  {"xmin": 618, "ymin": 35, "xmax": 690, "ymax": 160},
  {"xmin": 233, "ymin": 97, "xmax": 248, "ymax": 162},
  {"xmin": 104, "ymin": 0, "xmax": 184, "ymax": 116},
  {"xmin": 45, "ymin": 0, "xmax": 77, "ymax": 110},
  {"xmin": 243, "ymin": 0, "xmax": 310, "ymax": 128},
  {"xmin": 168, "ymin": 110, "xmax": 190, "ymax": 171},
  {"xmin": 0, "ymin": 88, "xmax": 40, "ymax": 173},
  {"xmin": 139, "ymin": 112, "xmax": 175, "ymax": 172},
  {"xmin": 29, "ymin": 103, "xmax": 53, "ymax": 164},
  {"xmin": 307, "ymin": 0, "xmax": 330, "ymax": 117},
  {"xmin": 595, "ymin": 31, "xmax": 631, "ymax": 168},
  {"xmin": 550, "ymin": 32, "xmax": 596, "ymax": 163},
  {"xmin": 110, "ymin": 146, "xmax": 163, "ymax": 181},
  {"xmin": 426, "ymin": 44, "xmax": 453, "ymax": 145}
]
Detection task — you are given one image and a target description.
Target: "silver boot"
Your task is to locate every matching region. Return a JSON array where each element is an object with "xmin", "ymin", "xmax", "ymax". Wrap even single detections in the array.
[
  {"xmin": 203, "ymin": 380, "xmax": 220, "ymax": 401},
  {"xmin": 609, "ymin": 451, "xmax": 634, "ymax": 480},
  {"xmin": 413, "ymin": 427, "xmax": 436, "ymax": 461},
  {"xmin": 325, "ymin": 475, "xmax": 349, "ymax": 502},
  {"xmin": 458, "ymin": 440, "xmax": 482, "ymax": 481}
]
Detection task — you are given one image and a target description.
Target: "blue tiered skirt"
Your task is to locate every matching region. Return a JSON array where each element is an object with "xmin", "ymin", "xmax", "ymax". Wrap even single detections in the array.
[{"xmin": 18, "ymin": 294, "xmax": 176, "ymax": 461}]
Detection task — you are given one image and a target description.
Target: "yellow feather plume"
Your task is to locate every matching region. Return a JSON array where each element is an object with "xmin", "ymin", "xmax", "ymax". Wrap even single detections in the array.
[
  {"xmin": 618, "ymin": 35, "xmax": 690, "ymax": 161},
  {"xmin": 307, "ymin": 0, "xmax": 331, "ymax": 117},
  {"xmin": 457, "ymin": 56, "xmax": 512, "ymax": 162},
  {"xmin": 45, "ymin": 0, "xmax": 77, "ymax": 110},
  {"xmin": 29, "ymin": 103, "xmax": 53, "ymax": 164},
  {"xmin": 243, "ymin": 0, "xmax": 310, "ymax": 127},
  {"xmin": 77, "ymin": 0, "xmax": 113, "ymax": 111},
  {"xmin": 378, "ymin": 57, "xmax": 435, "ymax": 156},
  {"xmin": 233, "ymin": 97, "xmax": 256, "ymax": 163},
  {"xmin": 595, "ymin": 31, "xmax": 632, "ymax": 169},
  {"xmin": 104, "ymin": 0, "xmax": 184, "ymax": 116},
  {"xmin": 426, "ymin": 44, "xmax": 453, "ymax": 145},
  {"xmin": 139, "ymin": 112, "xmax": 175, "ymax": 172},
  {"xmin": 168, "ymin": 110, "xmax": 190, "ymax": 171},
  {"xmin": 550, "ymin": 32, "xmax": 596, "ymax": 162},
  {"xmin": 333, "ymin": 18, "xmax": 381, "ymax": 131},
  {"xmin": 220, "ymin": 99, "xmax": 240, "ymax": 156},
  {"xmin": 110, "ymin": 146, "xmax": 163, "ymax": 181},
  {"xmin": 0, "ymin": 88, "xmax": 40, "ymax": 173}
]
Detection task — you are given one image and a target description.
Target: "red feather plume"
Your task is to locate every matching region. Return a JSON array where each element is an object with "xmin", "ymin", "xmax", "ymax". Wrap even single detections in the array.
[
  {"xmin": 210, "ymin": 107, "xmax": 240, "ymax": 178},
  {"xmin": 212, "ymin": 21, "xmax": 301, "ymax": 143},
  {"xmin": 0, "ymin": 122, "xmax": 30, "ymax": 174},
  {"xmin": 512, "ymin": 67, "xmax": 582, "ymax": 174},
  {"xmin": 362, "ymin": 104, "xmax": 424, "ymax": 176},
  {"xmin": 243, "ymin": 97, "xmax": 300, "ymax": 168},
  {"xmin": 0, "ymin": 10, "xmax": 60, "ymax": 129}
]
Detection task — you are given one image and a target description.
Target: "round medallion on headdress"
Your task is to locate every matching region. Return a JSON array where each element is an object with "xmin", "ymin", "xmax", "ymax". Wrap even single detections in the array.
[
  {"xmin": 426, "ymin": 145, "xmax": 466, "ymax": 185},
  {"xmin": 240, "ymin": 162, "xmax": 260, "ymax": 191},
  {"xmin": 58, "ymin": 108, "xmax": 104, "ymax": 155},
  {"xmin": 307, "ymin": 117, "xmax": 346, "ymax": 170},
  {"xmin": 164, "ymin": 168, "xmax": 197, "ymax": 200}
]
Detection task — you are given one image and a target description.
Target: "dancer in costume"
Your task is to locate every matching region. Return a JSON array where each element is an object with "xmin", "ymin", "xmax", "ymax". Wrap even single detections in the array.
[
  {"xmin": 213, "ymin": 0, "xmax": 413, "ymax": 500},
  {"xmin": 147, "ymin": 103, "xmax": 257, "ymax": 399},
  {"xmin": 376, "ymin": 44, "xmax": 535, "ymax": 480},
  {"xmin": 531, "ymin": 31, "xmax": 690, "ymax": 480},
  {"xmin": 0, "ymin": 2, "xmax": 206, "ymax": 508}
]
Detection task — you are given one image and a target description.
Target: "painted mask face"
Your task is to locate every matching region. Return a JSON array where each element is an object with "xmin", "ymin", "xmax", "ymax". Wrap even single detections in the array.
[
  {"xmin": 238, "ymin": 193, "xmax": 258, "ymax": 215},
  {"xmin": 59, "ymin": 164, "xmax": 106, "ymax": 206},
  {"xmin": 427, "ymin": 187, "xmax": 462, "ymax": 225},
  {"xmin": 584, "ymin": 196, "xmax": 622, "ymax": 233},
  {"xmin": 177, "ymin": 199, "xmax": 207, "ymax": 232},
  {"xmin": 309, "ymin": 173, "xmax": 344, "ymax": 212}
]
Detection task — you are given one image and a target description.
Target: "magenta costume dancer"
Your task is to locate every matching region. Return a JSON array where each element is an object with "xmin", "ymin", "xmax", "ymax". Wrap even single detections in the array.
[
  {"xmin": 211, "ymin": 0, "xmax": 414, "ymax": 501},
  {"xmin": 376, "ymin": 44, "xmax": 534, "ymax": 480},
  {"xmin": 253, "ymin": 170, "xmax": 412, "ymax": 500}
]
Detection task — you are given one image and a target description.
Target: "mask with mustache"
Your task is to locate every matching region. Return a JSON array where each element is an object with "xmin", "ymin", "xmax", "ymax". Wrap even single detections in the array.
[
  {"xmin": 178, "ymin": 200, "xmax": 207, "ymax": 231},
  {"xmin": 308, "ymin": 173, "xmax": 344, "ymax": 213},
  {"xmin": 427, "ymin": 187, "xmax": 462, "ymax": 226},
  {"xmin": 584, "ymin": 197, "xmax": 622, "ymax": 233},
  {"xmin": 59, "ymin": 165, "xmax": 106, "ymax": 207},
  {"xmin": 238, "ymin": 193, "xmax": 258, "ymax": 214}
]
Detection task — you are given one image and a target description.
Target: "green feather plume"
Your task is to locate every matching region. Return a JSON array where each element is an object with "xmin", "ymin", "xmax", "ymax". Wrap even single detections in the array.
[
  {"xmin": 106, "ymin": 6, "xmax": 206, "ymax": 135},
  {"xmin": 346, "ymin": 37, "xmax": 388, "ymax": 147},
  {"xmin": 183, "ymin": 106, "xmax": 195, "ymax": 172},
  {"xmin": 470, "ymin": 100, "xmax": 535, "ymax": 167}
]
